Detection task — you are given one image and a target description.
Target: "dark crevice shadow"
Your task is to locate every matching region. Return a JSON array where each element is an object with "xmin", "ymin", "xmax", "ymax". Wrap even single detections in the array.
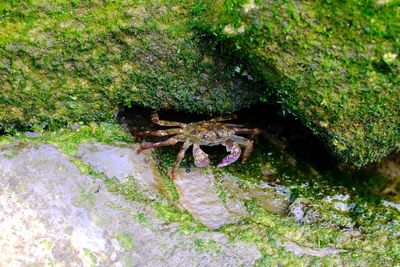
[
  {"xmin": 118, "ymin": 103, "xmax": 339, "ymax": 169},
  {"xmin": 117, "ymin": 104, "xmax": 400, "ymax": 202}
]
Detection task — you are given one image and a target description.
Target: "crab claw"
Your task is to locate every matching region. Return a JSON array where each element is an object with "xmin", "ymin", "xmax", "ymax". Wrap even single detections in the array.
[
  {"xmin": 193, "ymin": 144, "xmax": 210, "ymax": 167},
  {"xmin": 217, "ymin": 140, "xmax": 241, "ymax": 168}
]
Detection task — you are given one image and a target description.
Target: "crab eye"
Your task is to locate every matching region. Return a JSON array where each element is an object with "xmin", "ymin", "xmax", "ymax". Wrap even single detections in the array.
[{"xmin": 202, "ymin": 133, "xmax": 212, "ymax": 139}]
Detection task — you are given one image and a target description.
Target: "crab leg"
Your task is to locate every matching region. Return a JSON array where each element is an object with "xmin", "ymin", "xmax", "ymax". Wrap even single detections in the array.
[
  {"xmin": 211, "ymin": 114, "xmax": 237, "ymax": 122},
  {"xmin": 233, "ymin": 127, "xmax": 261, "ymax": 140},
  {"xmin": 231, "ymin": 135, "xmax": 254, "ymax": 162},
  {"xmin": 151, "ymin": 110, "xmax": 186, "ymax": 128},
  {"xmin": 193, "ymin": 144, "xmax": 210, "ymax": 167},
  {"xmin": 135, "ymin": 128, "xmax": 182, "ymax": 138},
  {"xmin": 137, "ymin": 135, "xmax": 184, "ymax": 153},
  {"xmin": 217, "ymin": 140, "xmax": 242, "ymax": 168},
  {"xmin": 171, "ymin": 140, "xmax": 192, "ymax": 179},
  {"xmin": 224, "ymin": 123, "xmax": 246, "ymax": 128}
]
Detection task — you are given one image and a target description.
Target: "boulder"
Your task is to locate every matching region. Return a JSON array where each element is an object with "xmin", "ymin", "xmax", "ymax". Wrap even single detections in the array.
[{"xmin": 195, "ymin": 0, "xmax": 400, "ymax": 166}]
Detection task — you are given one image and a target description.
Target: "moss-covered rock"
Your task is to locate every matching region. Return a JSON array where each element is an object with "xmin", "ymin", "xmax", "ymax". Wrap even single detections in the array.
[
  {"xmin": 195, "ymin": 0, "xmax": 400, "ymax": 166},
  {"xmin": 0, "ymin": 0, "xmax": 263, "ymax": 132},
  {"xmin": 2, "ymin": 120, "xmax": 398, "ymax": 265}
]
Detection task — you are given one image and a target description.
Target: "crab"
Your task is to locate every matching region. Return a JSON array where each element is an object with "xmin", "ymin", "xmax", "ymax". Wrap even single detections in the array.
[{"xmin": 136, "ymin": 111, "xmax": 261, "ymax": 179}]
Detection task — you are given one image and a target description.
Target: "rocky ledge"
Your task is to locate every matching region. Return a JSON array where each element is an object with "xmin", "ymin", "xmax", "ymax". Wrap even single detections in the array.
[{"xmin": 0, "ymin": 123, "xmax": 398, "ymax": 266}]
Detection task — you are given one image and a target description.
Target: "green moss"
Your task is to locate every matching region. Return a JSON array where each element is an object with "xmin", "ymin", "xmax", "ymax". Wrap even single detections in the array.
[
  {"xmin": 185, "ymin": 139, "xmax": 398, "ymax": 264},
  {"xmin": 152, "ymin": 148, "xmax": 181, "ymax": 202},
  {"xmin": 0, "ymin": 0, "xmax": 264, "ymax": 133},
  {"xmin": 144, "ymin": 133, "xmax": 399, "ymax": 264},
  {"xmin": 115, "ymin": 233, "xmax": 135, "ymax": 250},
  {"xmin": 193, "ymin": 238, "xmax": 221, "ymax": 253},
  {"xmin": 135, "ymin": 213, "xmax": 151, "ymax": 227},
  {"xmin": 40, "ymin": 240, "xmax": 53, "ymax": 250},
  {"xmin": 0, "ymin": 121, "xmax": 132, "ymax": 154},
  {"xmin": 195, "ymin": 0, "xmax": 400, "ymax": 166},
  {"xmin": 105, "ymin": 176, "xmax": 153, "ymax": 206},
  {"xmin": 77, "ymin": 186, "xmax": 96, "ymax": 207},
  {"xmin": 83, "ymin": 248, "xmax": 98, "ymax": 267}
]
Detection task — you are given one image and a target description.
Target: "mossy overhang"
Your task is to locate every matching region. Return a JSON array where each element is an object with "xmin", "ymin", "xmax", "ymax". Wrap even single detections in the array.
[
  {"xmin": 193, "ymin": 0, "xmax": 400, "ymax": 167},
  {"xmin": 0, "ymin": 0, "xmax": 265, "ymax": 132}
]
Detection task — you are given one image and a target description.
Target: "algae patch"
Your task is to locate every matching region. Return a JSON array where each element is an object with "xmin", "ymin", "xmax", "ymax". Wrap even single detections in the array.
[{"xmin": 115, "ymin": 233, "xmax": 135, "ymax": 250}]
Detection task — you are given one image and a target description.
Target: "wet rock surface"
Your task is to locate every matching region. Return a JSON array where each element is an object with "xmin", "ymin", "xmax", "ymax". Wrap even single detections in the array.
[
  {"xmin": 0, "ymin": 142, "xmax": 261, "ymax": 265},
  {"xmin": 282, "ymin": 242, "xmax": 346, "ymax": 257},
  {"xmin": 174, "ymin": 169, "xmax": 248, "ymax": 229},
  {"xmin": 76, "ymin": 143, "xmax": 161, "ymax": 197},
  {"xmin": 0, "ymin": 134, "xmax": 399, "ymax": 265},
  {"xmin": 77, "ymin": 142, "xmax": 250, "ymax": 229}
]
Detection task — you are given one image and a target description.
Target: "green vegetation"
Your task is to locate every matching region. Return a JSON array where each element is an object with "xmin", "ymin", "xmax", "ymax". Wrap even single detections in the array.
[
  {"xmin": 0, "ymin": 0, "xmax": 263, "ymax": 132},
  {"xmin": 115, "ymin": 233, "xmax": 135, "ymax": 250},
  {"xmin": 195, "ymin": 0, "xmax": 400, "ymax": 166},
  {"xmin": 193, "ymin": 238, "xmax": 221, "ymax": 253},
  {"xmin": 0, "ymin": 121, "xmax": 132, "ymax": 153},
  {"xmin": 83, "ymin": 248, "xmax": 98, "ymax": 267}
]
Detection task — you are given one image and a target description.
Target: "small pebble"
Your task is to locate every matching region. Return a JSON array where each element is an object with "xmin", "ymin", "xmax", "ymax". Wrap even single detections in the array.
[{"xmin": 24, "ymin": 132, "xmax": 40, "ymax": 138}]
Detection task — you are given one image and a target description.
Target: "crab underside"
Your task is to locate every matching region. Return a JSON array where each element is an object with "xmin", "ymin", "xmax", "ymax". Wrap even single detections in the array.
[{"xmin": 136, "ymin": 111, "xmax": 260, "ymax": 179}]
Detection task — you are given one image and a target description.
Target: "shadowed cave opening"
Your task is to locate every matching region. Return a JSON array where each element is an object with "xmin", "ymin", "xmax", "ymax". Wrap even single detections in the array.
[
  {"xmin": 117, "ymin": 103, "xmax": 400, "ymax": 202},
  {"xmin": 118, "ymin": 103, "xmax": 337, "ymax": 170}
]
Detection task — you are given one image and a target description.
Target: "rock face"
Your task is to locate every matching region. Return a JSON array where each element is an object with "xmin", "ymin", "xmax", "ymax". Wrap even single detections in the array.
[
  {"xmin": 0, "ymin": 143, "xmax": 261, "ymax": 265},
  {"xmin": 76, "ymin": 143, "xmax": 161, "ymax": 197},
  {"xmin": 174, "ymin": 169, "xmax": 248, "ymax": 229},
  {"xmin": 197, "ymin": 0, "xmax": 400, "ymax": 166},
  {"xmin": 76, "ymin": 143, "xmax": 250, "ymax": 229}
]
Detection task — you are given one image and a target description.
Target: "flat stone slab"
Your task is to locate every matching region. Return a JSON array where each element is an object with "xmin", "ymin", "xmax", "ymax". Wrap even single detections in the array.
[
  {"xmin": 0, "ymin": 142, "xmax": 261, "ymax": 266},
  {"xmin": 76, "ymin": 142, "xmax": 161, "ymax": 197},
  {"xmin": 174, "ymin": 169, "xmax": 248, "ymax": 229}
]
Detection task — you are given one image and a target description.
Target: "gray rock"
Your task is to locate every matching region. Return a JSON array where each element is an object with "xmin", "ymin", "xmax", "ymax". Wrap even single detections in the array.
[
  {"xmin": 24, "ymin": 131, "xmax": 41, "ymax": 138},
  {"xmin": 78, "ymin": 143, "xmax": 249, "ymax": 229},
  {"xmin": 219, "ymin": 174, "xmax": 289, "ymax": 215},
  {"xmin": 283, "ymin": 242, "xmax": 346, "ymax": 257},
  {"xmin": 174, "ymin": 168, "xmax": 248, "ymax": 229},
  {"xmin": 77, "ymin": 142, "xmax": 161, "ymax": 197},
  {"xmin": 288, "ymin": 198, "xmax": 320, "ymax": 224},
  {"xmin": 0, "ymin": 142, "xmax": 261, "ymax": 266}
]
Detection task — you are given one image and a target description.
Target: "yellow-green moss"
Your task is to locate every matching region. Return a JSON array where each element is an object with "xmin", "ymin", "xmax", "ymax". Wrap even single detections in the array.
[
  {"xmin": 194, "ymin": 0, "xmax": 400, "ymax": 166},
  {"xmin": 115, "ymin": 233, "xmax": 135, "ymax": 250},
  {"xmin": 0, "ymin": 0, "xmax": 264, "ymax": 132}
]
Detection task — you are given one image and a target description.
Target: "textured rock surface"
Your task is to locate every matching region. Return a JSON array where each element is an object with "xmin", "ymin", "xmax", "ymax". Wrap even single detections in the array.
[
  {"xmin": 197, "ymin": 0, "xmax": 400, "ymax": 166},
  {"xmin": 0, "ymin": 123, "xmax": 399, "ymax": 265},
  {"xmin": 174, "ymin": 169, "xmax": 248, "ymax": 229},
  {"xmin": 76, "ymin": 142, "xmax": 249, "ymax": 229},
  {"xmin": 76, "ymin": 142, "xmax": 160, "ymax": 196},
  {"xmin": 283, "ymin": 242, "xmax": 346, "ymax": 257},
  {"xmin": 0, "ymin": 143, "xmax": 262, "ymax": 265}
]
